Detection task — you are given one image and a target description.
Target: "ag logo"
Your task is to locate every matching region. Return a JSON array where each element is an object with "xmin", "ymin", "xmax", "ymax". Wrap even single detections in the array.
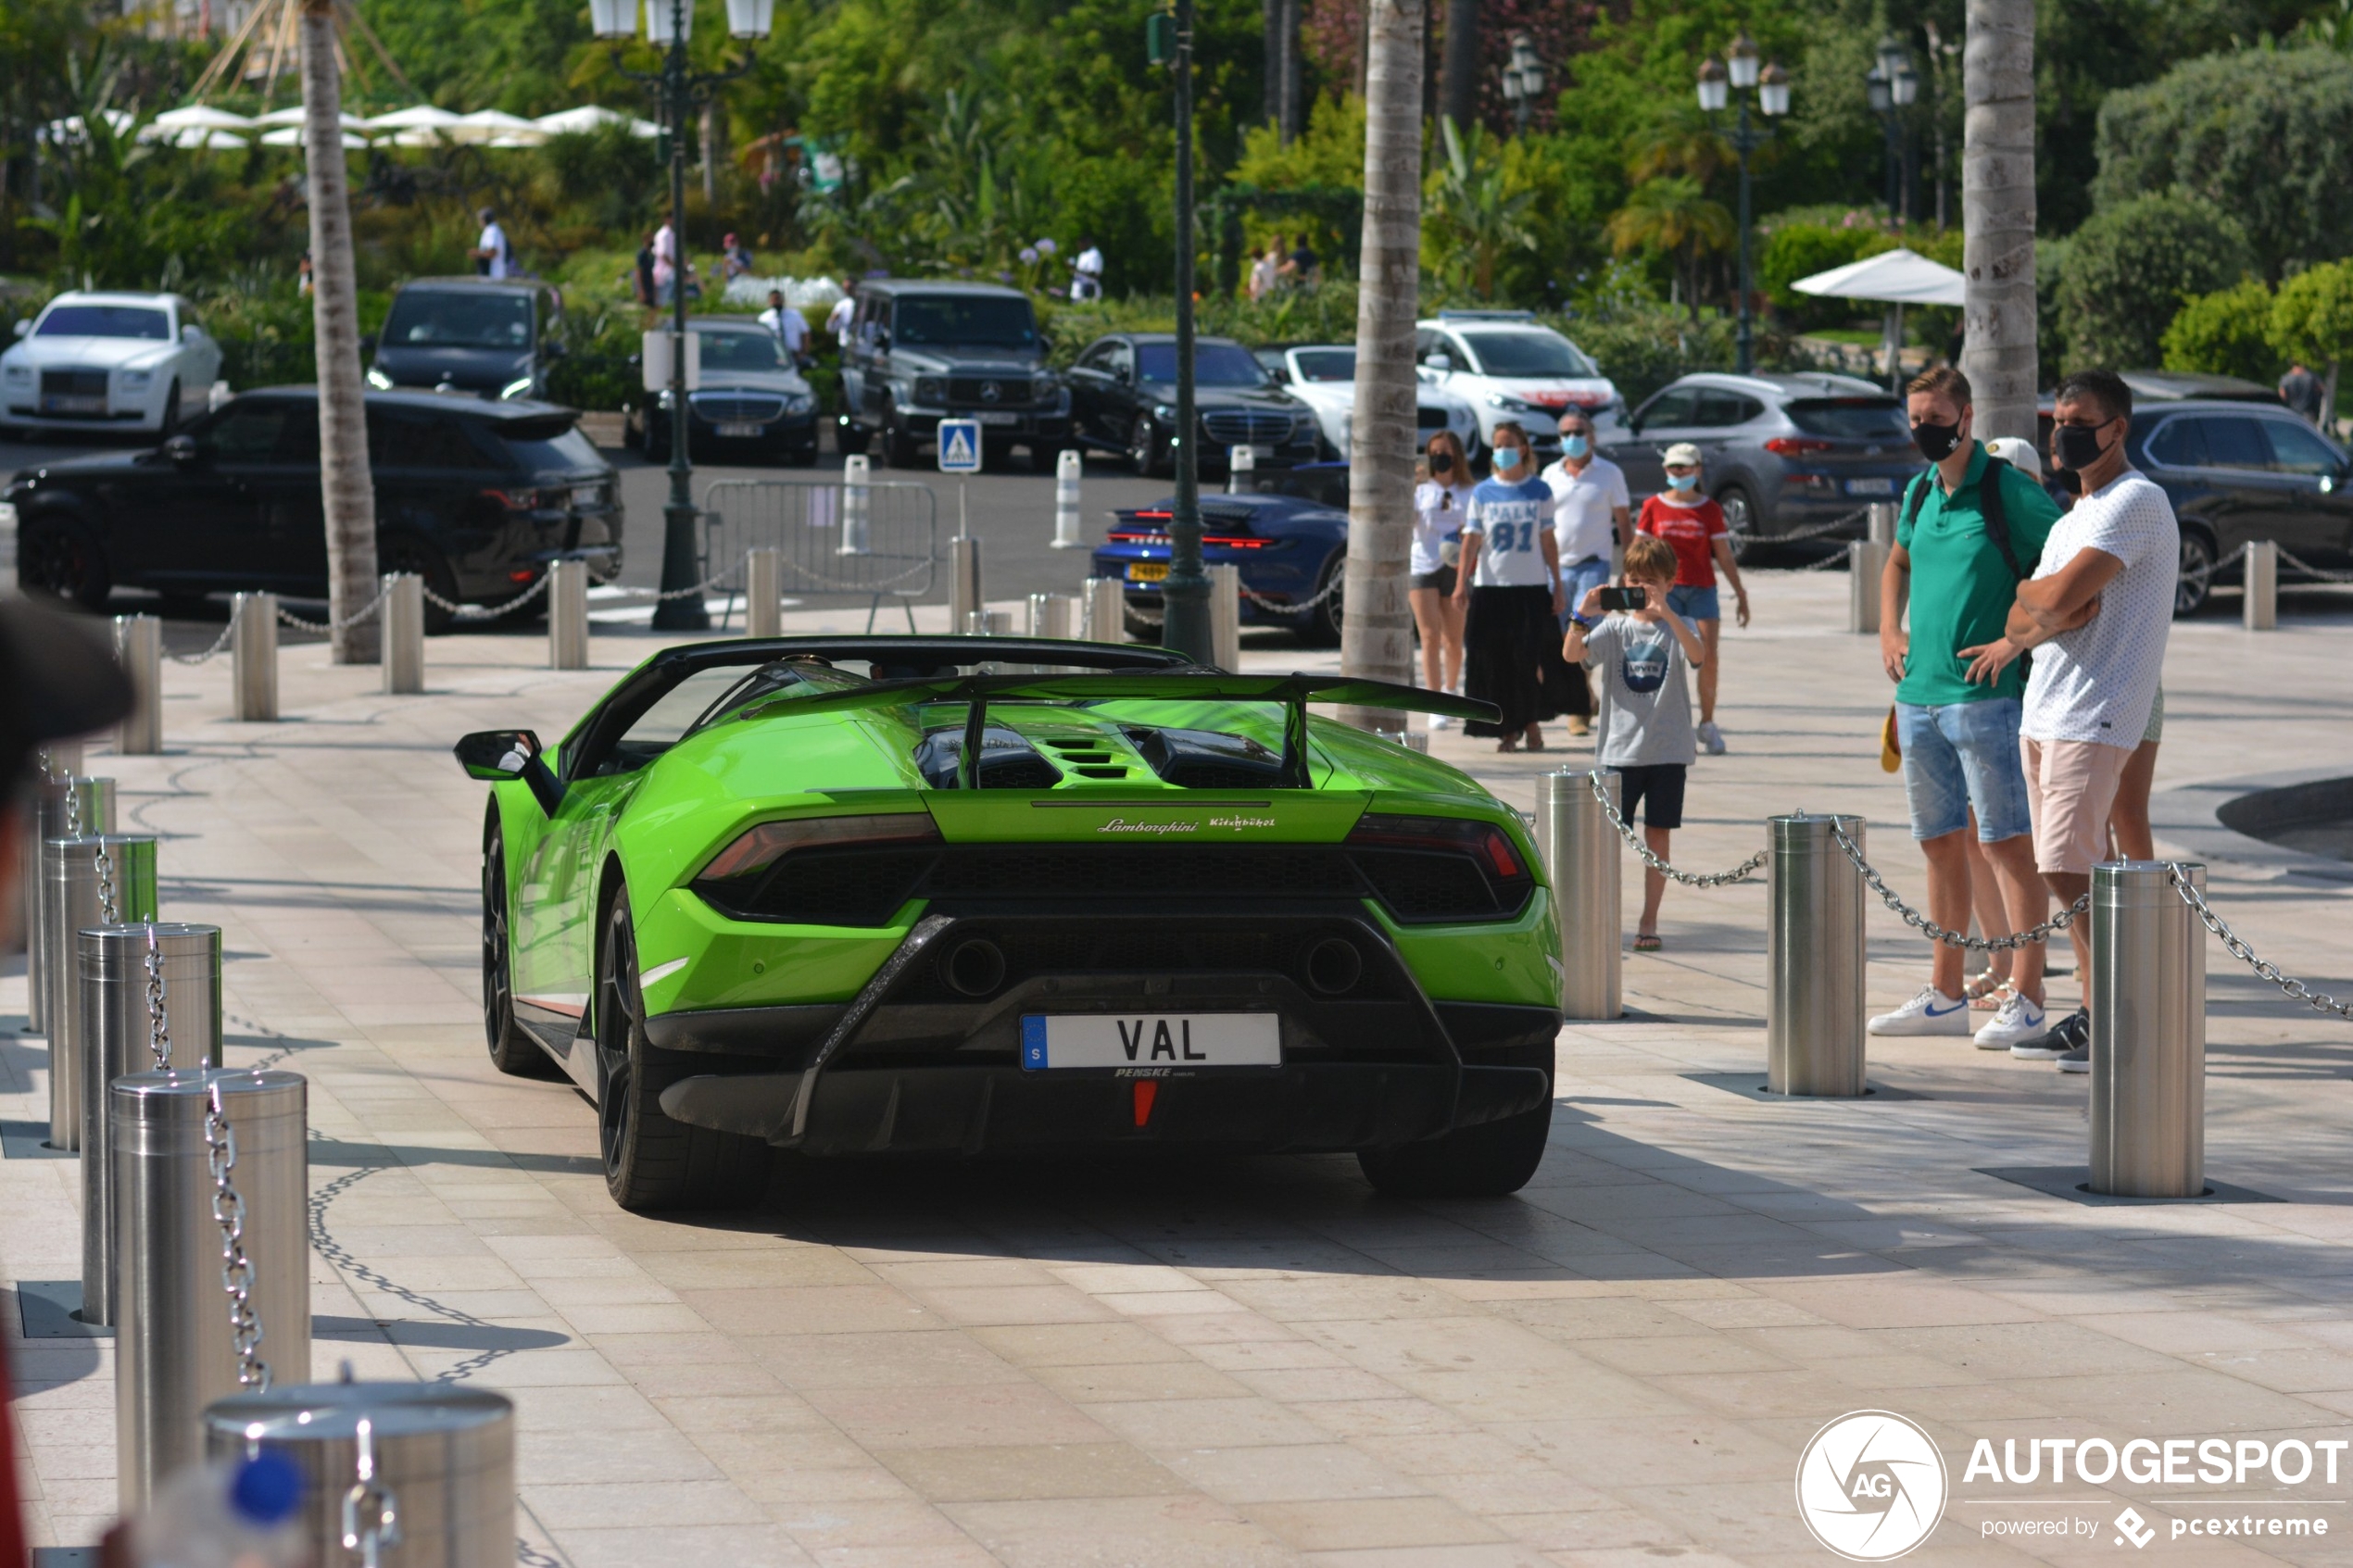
[
  {"xmin": 2115, "ymin": 1508, "xmax": 2156, "ymax": 1549},
  {"xmin": 1794, "ymin": 1411, "xmax": 1948, "ymax": 1561}
]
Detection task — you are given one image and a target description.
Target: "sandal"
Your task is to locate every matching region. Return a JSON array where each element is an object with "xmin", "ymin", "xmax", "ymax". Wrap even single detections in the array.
[
  {"xmin": 1970, "ymin": 979, "xmax": 2016, "ymax": 1013},
  {"xmin": 1523, "ymin": 726, "xmax": 1545, "ymax": 752},
  {"xmin": 1961, "ymin": 968, "xmax": 2002, "ymax": 1002},
  {"xmin": 1496, "ymin": 736, "xmax": 1520, "ymax": 754},
  {"xmin": 1633, "ymin": 933, "xmax": 1662, "ymax": 952}
]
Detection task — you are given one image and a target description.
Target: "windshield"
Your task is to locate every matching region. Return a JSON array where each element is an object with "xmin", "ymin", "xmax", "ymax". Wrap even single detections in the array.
[
  {"xmin": 1786, "ymin": 398, "xmax": 1909, "ymax": 440},
  {"xmin": 893, "ymin": 295, "xmax": 1038, "ymax": 350},
  {"xmin": 697, "ymin": 330, "xmax": 791, "ymax": 371},
  {"xmin": 1291, "ymin": 349, "xmax": 1354, "ymax": 383},
  {"xmin": 383, "ymin": 290, "xmax": 533, "ymax": 350},
  {"xmin": 1459, "ymin": 331, "xmax": 1595, "ymax": 378},
  {"xmin": 1138, "ymin": 342, "xmax": 1269, "ymax": 387},
  {"xmin": 38, "ymin": 305, "xmax": 170, "ymax": 340}
]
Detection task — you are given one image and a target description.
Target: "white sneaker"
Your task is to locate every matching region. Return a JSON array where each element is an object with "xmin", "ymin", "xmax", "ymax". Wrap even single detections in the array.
[
  {"xmin": 1430, "ymin": 713, "xmax": 1454, "ymax": 731},
  {"xmin": 1867, "ymin": 985, "xmax": 1971, "ymax": 1036},
  {"xmin": 1697, "ymin": 720, "xmax": 1727, "ymax": 755},
  {"xmin": 1971, "ymin": 992, "xmax": 2048, "ymax": 1051}
]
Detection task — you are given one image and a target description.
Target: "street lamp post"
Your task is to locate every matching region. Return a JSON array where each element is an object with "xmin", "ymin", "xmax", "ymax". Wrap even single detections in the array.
[
  {"xmin": 592, "ymin": 0, "xmax": 772, "ymax": 632},
  {"xmin": 1156, "ymin": 0, "xmax": 1211, "ymax": 664},
  {"xmin": 1696, "ymin": 34, "xmax": 1790, "ymax": 376},
  {"xmin": 1498, "ymin": 31, "xmax": 1546, "ymax": 135},
  {"xmin": 1865, "ymin": 33, "xmax": 1917, "ymax": 226}
]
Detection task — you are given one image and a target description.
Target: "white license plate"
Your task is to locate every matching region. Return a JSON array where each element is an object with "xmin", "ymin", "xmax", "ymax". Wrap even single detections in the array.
[
  {"xmin": 975, "ymin": 411, "xmax": 1021, "ymax": 426},
  {"xmin": 1845, "ymin": 477, "xmax": 1895, "ymax": 495},
  {"xmin": 716, "ymin": 421, "xmax": 764, "ymax": 438},
  {"xmin": 573, "ymin": 484, "xmax": 602, "ymax": 507},
  {"xmin": 43, "ymin": 395, "xmax": 103, "ymax": 414},
  {"xmin": 1250, "ymin": 444, "xmax": 1276, "ymax": 458},
  {"xmin": 1020, "ymin": 1013, "xmax": 1280, "ymax": 1071}
]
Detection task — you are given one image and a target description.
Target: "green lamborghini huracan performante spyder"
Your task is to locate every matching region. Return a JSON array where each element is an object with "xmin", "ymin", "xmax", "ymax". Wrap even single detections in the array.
[{"xmin": 455, "ymin": 636, "xmax": 1564, "ymax": 1212}]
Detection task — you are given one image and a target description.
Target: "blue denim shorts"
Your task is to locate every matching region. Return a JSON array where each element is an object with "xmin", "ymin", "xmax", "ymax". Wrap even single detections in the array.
[
  {"xmin": 1557, "ymin": 556, "xmax": 1612, "ymax": 629},
  {"xmin": 1896, "ymin": 696, "xmax": 2033, "ymax": 842},
  {"xmin": 1667, "ymin": 583, "xmax": 1720, "ymax": 622}
]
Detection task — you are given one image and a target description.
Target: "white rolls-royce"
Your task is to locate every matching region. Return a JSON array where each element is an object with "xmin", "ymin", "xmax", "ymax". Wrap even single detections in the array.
[{"xmin": 1, "ymin": 291, "xmax": 223, "ymax": 437}]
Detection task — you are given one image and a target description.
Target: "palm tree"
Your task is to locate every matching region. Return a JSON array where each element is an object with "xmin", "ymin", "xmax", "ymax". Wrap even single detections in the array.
[
  {"xmin": 1338, "ymin": 0, "xmax": 1424, "ymax": 727},
  {"xmin": 1605, "ymin": 176, "xmax": 1733, "ymax": 323},
  {"xmin": 1427, "ymin": 116, "xmax": 1537, "ymax": 301},
  {"xmin": 300, "ymin": 0, "xmax": 378, "ymax": 662},
  {"xmin": 1960, "ymin": 0, "xmax": 2036, "ymax": 444}
]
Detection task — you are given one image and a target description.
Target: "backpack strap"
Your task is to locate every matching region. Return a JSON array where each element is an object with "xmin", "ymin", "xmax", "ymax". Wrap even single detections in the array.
[
  {"xmin": 1902, "ymin": 468, "xmax": 1933, "ymax": 531},
  {"xmin": 1978, "ymin": 455, "xmax": 2027, "ymax": 581}
]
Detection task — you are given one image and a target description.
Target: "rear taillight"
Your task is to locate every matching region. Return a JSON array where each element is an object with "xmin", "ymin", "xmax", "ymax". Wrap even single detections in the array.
[
  {"xmin": 482, "ymin": 487, "xmax": 546, "ymax": 511},
  {"xmin": 1763, "ymin": 437, "xmax": 1834, "ymax": 457},
  {"xmin": 1349, "ymin": 813, "xmax": 1530, "ymax": 881},
  {"xmin": 700, "ymin": 813, "xmax": 940, "ymax": 880}
]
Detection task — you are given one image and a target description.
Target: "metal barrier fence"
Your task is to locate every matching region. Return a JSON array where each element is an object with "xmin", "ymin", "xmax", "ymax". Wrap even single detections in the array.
[{"xmin": 703, "ymin": 477, "xmax": 939, "ymax": 632}]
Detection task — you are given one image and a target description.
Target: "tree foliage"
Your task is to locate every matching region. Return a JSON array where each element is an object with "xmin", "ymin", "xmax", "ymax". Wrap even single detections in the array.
[
  {"xmin": 2056, "ymin": 194, "xmax": 2254, "ymax": 371},
  {"xmin": 2269, "ymin": 260, "xmax": 2353, "ymax": 371},
  {"xmin": 2162, "ymin": 279, "xmax": 2283, "ymax": 384}
]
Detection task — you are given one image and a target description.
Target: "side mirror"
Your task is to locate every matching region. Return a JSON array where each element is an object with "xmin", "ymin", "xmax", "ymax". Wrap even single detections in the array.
[
  {"xmin": 359, "ymin": 334, "xmax": 377, "ymax": 355},
  {"xmin": 182, "ymin": 324, "xmax": 202, "ymax": 345},
  {"xmin": 11, "ymin": 320, "xmax": 29, "ymax": 339},
  {"xmin": 163, "ymin": 433, "xmax": 198, "ymax": 466},
  {"xmin": 453, "ymin": 728, "xmax": 561, "ymax": 814},
  {"xmin": 1422, "ymin": 352, "xmax": 1451, "ymax": 373}
]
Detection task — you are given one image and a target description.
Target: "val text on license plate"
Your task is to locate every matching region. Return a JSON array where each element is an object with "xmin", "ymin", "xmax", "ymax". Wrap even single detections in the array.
[
  {"xmin": 1126, "ymin": 560, "xmax": 1170, "ymax": 583},
  {"xmin": 1844, "ymin": 476, "xmax": 1894, "ymax": 495},
  {"xmin": 1020, "ymin": 1013, "xmax": 1280, "ymax": 1072},
  {"xmin": 716, "ymin": 421, "xmax": 765, "ymax": 438}
]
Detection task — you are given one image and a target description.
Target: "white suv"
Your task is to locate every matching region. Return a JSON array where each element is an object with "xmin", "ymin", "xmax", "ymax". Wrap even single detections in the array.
[
  {"xmin": 1, "ymin": 291, "xmax": 222, "ymax": 437},
  {"xmin": 1413, "ymin": 311, "xmax": 1622, "ymax": 464}
]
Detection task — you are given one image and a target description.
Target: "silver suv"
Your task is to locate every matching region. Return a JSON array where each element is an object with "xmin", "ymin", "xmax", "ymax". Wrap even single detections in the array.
[{"xmin": 1604, "ymin": 371, "xmax": 1925, "ymax": 556}]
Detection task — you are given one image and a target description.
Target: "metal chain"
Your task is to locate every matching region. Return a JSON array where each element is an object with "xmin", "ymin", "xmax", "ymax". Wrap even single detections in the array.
[
  {"xmin": 93, "ymin": 834, "xmax": 119, "ymax": 928},
  {"xmin": 2168, "ymin": 865, "xmax": 2353, "ymax": 1021},
  {"xmin": 2274, "ymin": 546, "xmax": 2353, "ymax": 585},
  {"xmin": 1586, "ymin": 770, "xmax": 1768, "ymax": 887},
  {"xmin": 1828, "ymin": 820, "xmax": 2087, "ymax": 951},
  {"xmin": 1768, "ymin": 506, "xmax": 1874, "ymax": 545},
  {"xmin": 341, "ymin": 1415, "xmax": 401, "ymax": 1568},
  {"xmin": 163, "ymin": 615, "xmax": 238, "ymax": 667},
  {"xmin": 596, "ymin": 557, "xmax": 749, "ymax": 601},
  {"xmin": 1240, "ymin": 571, "xmax": 1343, "ymax": 614},
  {"xmin": 205, "ymin": 1078, "xmax": 271, "ymax": 1392},
  {"xmin": 276, "ymin": 583, "xmax": 390, "ymax": 635},
  {"xmin": 419, "ymin": 573, "xmax": 552, "ymax": 621},
  {"xmin": 143, "ymin": 922, "xmax": 172, "ymax": 1072}
]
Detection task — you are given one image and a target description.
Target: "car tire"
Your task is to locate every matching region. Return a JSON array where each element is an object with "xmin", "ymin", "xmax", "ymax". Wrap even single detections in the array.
[
  {"xmin": 1129, "ymin": 414, "xmax": 1167, "ymax": 478},
  {"xmin": 882, "ymin": 401, "xmax": 919, "ymax": 468},
  {"xmin": 20, "ymin": 520, "xmax": 111, "ymax": 612},
  {"xmin": 1300, "ymin": 552, "xmax": 1344, "ymax": 648},
  {"xmin": 482, "ymin": 814, "xmax": 557, "ymax": 1078},
  {"xmin": 377, "ymin": 535, "xmax": 459, "ymax": 633},
  {"xmin": 158, "ymin": 380, "xmax": 182, "ymax": 438},
  {"xmin": 1714, "ymin": 483, "xmax": 1762, "ymax": 564},
  {"xmin": 596, "ymin": 888, "xmax": 771, "ymax": 1212},
  {"xmin": 1356, "ymin": 1043, "xmax": 1553, "ymax": 1199},
  {"xmin": 2176, "ymin": 529, "xmax": 2218, "ymax": 618}
]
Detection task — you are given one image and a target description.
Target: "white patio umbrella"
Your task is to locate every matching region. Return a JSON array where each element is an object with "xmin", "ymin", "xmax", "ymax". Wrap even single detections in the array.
[
  {"xmin": 252, "ymin": 106, "xmax": 366, "ymax": 129},
  {"xmin": 364, "ymin": 104, "xmax": 464, "ymax": 133},
  {"xmin": 447, "ymin": 109, "xmax": 543, "ymax": 144},
  {"xmin": 1790, "ymin": 246, "xmax": 1966, "ymax": 392},
  {"xmin": 533, "ymin": 105, "xmax": 624, "ymax": 135},
  {"xmin": 153, "ymin": 105, "xmax": 255, "ymax": 132},
  {"xmin": 259, "ymin": 125, "xmax": 371, "ymax": 148},
  {"xmin": 160, "ymin": 128, "xmax": 250, "ymax": 150}
]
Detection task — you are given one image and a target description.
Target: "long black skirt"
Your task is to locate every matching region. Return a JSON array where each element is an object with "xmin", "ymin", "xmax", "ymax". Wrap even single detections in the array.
[{"xmin": 1462, "ymin": 584, "xmax": 1584, "ymax": 736}]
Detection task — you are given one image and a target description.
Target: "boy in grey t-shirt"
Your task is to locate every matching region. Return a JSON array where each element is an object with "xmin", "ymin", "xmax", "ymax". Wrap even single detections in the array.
[{"xmin": 1561, "ymin": 535, "xmax": 1705, "ymax": 949}]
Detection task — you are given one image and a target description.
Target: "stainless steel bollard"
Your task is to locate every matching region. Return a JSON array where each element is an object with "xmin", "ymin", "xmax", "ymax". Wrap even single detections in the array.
[
  {"xmin": 2089, "ymin": 861, "xmax": 2208, "ymax": 1198},
  {"xmin": 547, "ymin": 558, "xmax": 588, "ymax": 671},
  {"xmin": 24, "ymin": 775, "xmax": 113, "ymax": 1036},
  {"xmin": 1399, "ymin": 731, "xmax": 1428, "ymax": 754},
  {"xmin": 1081, "ymin": 577, "xmax": 1126, "ymax": 644},
  {"xmin": 1847, "ymin": 539, "xmax": 1888, "ymax": 634},
  {"xmin": 1027, "ymin": 592, "xmax": 1076, "ymax": 640},
  {"xmin": 838, "ymin": 453, "xmax": 872, "ymax": 556},
  {"xmin": 1536, "ymin": 770, "xmax": 1622, "ymax": 1022},
  {"xmin": 231, "ymin": 593, "xmax": 279, "ymax": 721},
  {"xmin": 1209, "ymin": 563, "xmax": 1242, "ymax": 670},
  {"xmin": 747, "ymin": 546, "xmax": 783, "ymax": 637},
  {"xmin": 1766, "ymin": 814, "xmax": 1867, "ymax": 1096},
  {"xmin": 964, "ymin": 609, "xmax": 1012, "ymax": 635},
  {"xmin": 114, "ymin": 614, "xmax": 163, "ymax": 755},
  {"xmin": 1051, "ymin": 447, "xmax": 1086, "ymax": 548},
  {"xmin": 2244, "ymin": 539, "xmax": 2279, "ymax": 632},
  {"xmin": 81, "ymin": 923, "xmax": 222, "ymax": 1326},
  {"xmin": 205, "ymin": 1382, "xmax": 515, "ymax": 1568},
  {"xmin": 381, "ymin": 572, "xmax": 425, "ymax": 695},
  {"xmin": 115, "ymin": 1068, "xmax": 309, "ymax": 1513},
  {"xmin": 1867, "ymin": 499, "xmax": 1896, "ymax": 546},
  {"xmin": 44, "ymin": 835, "xmax": 159, "ymax": 1148},
  {"xmin": 1227, "ymin": 443, "xmax": 1255, "ymax": 495},
  {"xmin": 950, "ymin": 535, "xmax": 983, "ymax": 630}
]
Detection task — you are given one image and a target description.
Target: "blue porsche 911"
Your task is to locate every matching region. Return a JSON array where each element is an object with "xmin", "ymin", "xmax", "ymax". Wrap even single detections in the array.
[{"xmin": 1090, "ymin": 463, "xmax": 1353, "ymax": 646}]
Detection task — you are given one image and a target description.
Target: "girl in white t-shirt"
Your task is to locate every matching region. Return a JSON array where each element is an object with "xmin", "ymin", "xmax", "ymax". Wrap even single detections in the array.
[{"xmin": 1410, "ymin": 431, "xmax": 1472, "ymax": 699}]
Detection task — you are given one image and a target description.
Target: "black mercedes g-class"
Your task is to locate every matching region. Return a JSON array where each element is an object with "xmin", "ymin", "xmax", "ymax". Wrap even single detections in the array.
[{"xmin": 837, "ymin": 281, "xmax": 1070, "ymax": 471}]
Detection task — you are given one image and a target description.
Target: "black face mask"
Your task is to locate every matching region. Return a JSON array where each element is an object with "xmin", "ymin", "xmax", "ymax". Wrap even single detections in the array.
[
  {"xmin": 1429, "ymin": 452, "xmax": 1453, "ymax": 475},
  {"xmin": 2053, "ymin": 467, "xmax": 2082, "ymax": 496},
  {"xmin": 1910, "ymin": 420, "xmax": 1963, "ymax": 463},
  {"xmin": 2053, "ymin": 420, "xmax": 2111, "ymax": 472}
]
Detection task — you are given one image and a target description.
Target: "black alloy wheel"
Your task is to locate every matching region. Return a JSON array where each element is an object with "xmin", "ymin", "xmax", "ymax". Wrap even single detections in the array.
[
  {"xmin": 882, "ymin": 399, "xmax": 920, "ymax": 468},
  {"xmin": 21, "ymin": 521, "xmax": 110, "ymax": 611},
  {"xmin": 1715, "ymin": 483, "xmax": 1762, "ymax": 565},
  {"xmin": 482, "ymin": 816, "xmax": 555, "ymax": 1077},
  {"xmin": 1301, "ymin": 553, "xmax": 1344, "ymax": 647},
  {"xmin": 159, "ymin": 380, "xmax": 182, "ymax": 438},
  {"xmin": 2175, "ymin": 530, "xmax": 2218, "ymax": 618},
  {"xmin": 595, "ymin": 887, "xmax": 769, "ymax": 1212},
  {"xmin": 1129, "ymin": 413, "xmax": 1167, "ymax": 478}
]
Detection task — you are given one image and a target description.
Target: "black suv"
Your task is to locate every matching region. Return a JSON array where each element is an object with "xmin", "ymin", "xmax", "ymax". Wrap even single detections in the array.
[
  {"xmin": 2125, "ymin": 398, "xmax": 2353, "ymax": 614},
  {"xmin": 9, "ymin": 388, "xmax": 621, "ymax": 630},
  {"xmin": 367, "ymin": 278, "xmax": 566, "ymax": 401},
  {"xmin": 837, "ymin": 281, "xmax": 1069, "ymax": 470}
]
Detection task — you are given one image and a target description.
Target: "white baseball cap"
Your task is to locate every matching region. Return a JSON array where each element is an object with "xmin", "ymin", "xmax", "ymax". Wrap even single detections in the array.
[
  {"xmin": 1985, "ymin": 434, "xmax": 2041, "ymax": 481},
  {"xmin": 1662, "ymin": 442, "xmax": 1703, "ymax": 468}
]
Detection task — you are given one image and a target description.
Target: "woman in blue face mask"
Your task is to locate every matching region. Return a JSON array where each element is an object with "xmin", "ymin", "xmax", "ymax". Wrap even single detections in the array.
[{"xmin": 1632, "ymin": 442, "xmax": 1750, "ymax": 754}]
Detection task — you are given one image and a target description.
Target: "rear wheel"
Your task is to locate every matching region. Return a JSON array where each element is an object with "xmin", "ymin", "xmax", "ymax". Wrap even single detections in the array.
[
  {"xmin": 158, "ymin": 380, "xmax": 182, "ymax": 438},
  {"xmin": 483, "ymin": 817, "xmax": 556, "ymax": 1078},
  {"xmin": 882, "ymin": 400, "xmax": 919, "ymax": 468},
  {"xmin": 20, "ymin": 521, "xmax": 110, "ymax": 611},
  {"xmin": 1129, "ymin": 414, "xmax": 1167, "ymax": 478},
  {"xmin": 1299, "ymin": 553, "xmax": 1344, "ymax": 648},
  {"xmin": 1357, "ymin": 1045, "xmax": 1554, "ymax": 1198},
  {"xmin": 596, "ymin": 888, "xmax": 771, "ymax": 1212},
  {"xmin": 1715, "ymin": 483, "xmax": 1762, "ymax": 564},
  {"xmin": 2176, "ymin": 529, "xmax": 2218, "ymax": 617}
]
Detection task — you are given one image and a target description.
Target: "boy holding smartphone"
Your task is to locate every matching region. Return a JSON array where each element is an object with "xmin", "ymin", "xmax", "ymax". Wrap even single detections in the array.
[{"xmin": 1562, "ymin": 535, "xmax": 1707, "ymax": 951}]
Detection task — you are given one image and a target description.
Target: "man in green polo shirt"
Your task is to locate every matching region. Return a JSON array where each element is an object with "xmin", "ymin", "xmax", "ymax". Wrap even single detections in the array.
[{"xmin": 1869, "ymin": 366, "xmax": 2064, "ymax": 1049}]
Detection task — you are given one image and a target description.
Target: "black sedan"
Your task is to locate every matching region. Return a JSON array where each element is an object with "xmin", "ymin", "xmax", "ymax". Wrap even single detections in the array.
[
  {"xmin": 626, "ymin": 317, "xmax": 821, "ymax": 466},
  {"xmin": 1065, "ymin": 333, "xmax": 1321, "ymax": 477},
  {"xmin": 8, "ymin": 387, "xmax": 622, "ymax": 630}
]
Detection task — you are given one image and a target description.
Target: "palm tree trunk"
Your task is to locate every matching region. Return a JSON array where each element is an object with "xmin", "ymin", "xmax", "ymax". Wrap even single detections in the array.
[
  {"xmin": 1339, "ymin": 0, "xmax": 1425, "ymax": 730},
  {"xmin": 301, "ymin": 0, "xmax": 379, "ymax": 663},
  {"xmin": 1959, "ymin": 0, "xmax": 2036, "ymax": 445}
]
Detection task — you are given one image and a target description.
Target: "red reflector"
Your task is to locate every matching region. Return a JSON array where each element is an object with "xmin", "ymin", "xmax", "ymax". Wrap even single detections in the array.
[
  {"xmin": 509, "ymin": 570, "xmax": 535, "ymax": 583},
  {"xmin": 1204, "ymin": 536, "xmax": 1268, "ymax": 548},
  {"xmin": 1134, "ymin": 1080, "xmax": 1158, "ymax": 1126},
  {"xmin": 1763, "ymin": 437, "xmax": 1833, "ymax": 457},
  {"xmin": 1482, "ymin": 828, "xmax": 1521, "ymax": 878}
]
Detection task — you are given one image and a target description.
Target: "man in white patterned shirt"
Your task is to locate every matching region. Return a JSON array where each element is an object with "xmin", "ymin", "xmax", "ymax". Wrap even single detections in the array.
[{"xmin": 1972, "ymin": 369, "xmax": 2178, "ymax": 1070}]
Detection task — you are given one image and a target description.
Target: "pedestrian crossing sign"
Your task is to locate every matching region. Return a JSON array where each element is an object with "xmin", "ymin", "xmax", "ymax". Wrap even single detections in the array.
[{"xmin": 937, "ymin": 419, "xmax": 982, "ymax": 473}]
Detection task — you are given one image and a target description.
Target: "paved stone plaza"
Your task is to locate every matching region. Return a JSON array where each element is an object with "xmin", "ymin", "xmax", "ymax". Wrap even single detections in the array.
[{"xmin": 9, "ymin": 569, "xmax": 2353, "ymax": 1565}]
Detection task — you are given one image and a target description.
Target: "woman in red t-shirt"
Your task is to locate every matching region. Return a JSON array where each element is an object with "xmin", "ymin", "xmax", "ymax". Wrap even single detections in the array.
[{"xmin": 1634, "ymin": 443, "xmax": 1751, "ymax": 753}]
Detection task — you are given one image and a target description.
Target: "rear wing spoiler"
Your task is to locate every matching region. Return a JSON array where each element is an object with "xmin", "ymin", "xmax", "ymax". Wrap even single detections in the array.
[{"xmin": 741, "ymin": 671, "xmax": 1500, "ymax": 789}]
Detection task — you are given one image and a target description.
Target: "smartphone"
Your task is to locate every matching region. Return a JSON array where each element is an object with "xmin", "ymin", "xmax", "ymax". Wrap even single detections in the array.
[{"xmin": 1597, "ymin": 586, "xmax": 1647, "ymax": 611}]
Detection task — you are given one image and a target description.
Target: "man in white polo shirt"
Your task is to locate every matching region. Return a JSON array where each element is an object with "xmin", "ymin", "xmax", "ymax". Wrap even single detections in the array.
[
  {"xmin": 1541, "ymin": 407, "xmax": 1629, "ymax": 735},
  {"xmin": 1984, "ymin": 368, "xmax": 2178, "ymax": 1072}
]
